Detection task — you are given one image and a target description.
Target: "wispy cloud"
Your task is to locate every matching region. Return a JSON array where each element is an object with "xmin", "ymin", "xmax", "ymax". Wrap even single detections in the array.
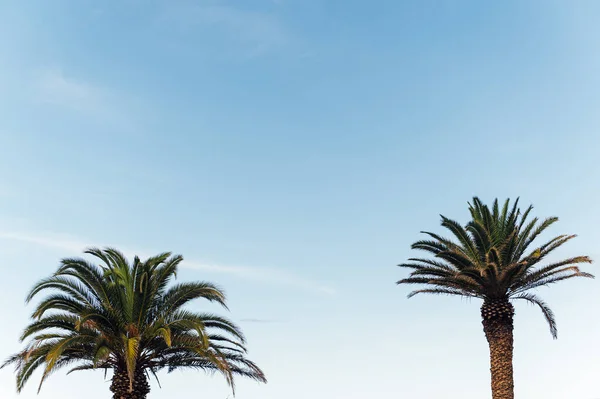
[
  {"xmin": 240, "ymin": 318, "xmax": 285, "ymax": 323},
  {"xmin": 162, "ymin": 3, "xmax": 288, "ymax": 56},
  {"xmin": 183, "ymin": 259, "xmax": 336, "ymax": 295},
  {"xmin": 0, "ymin": 231, "xmax": 89, "ymax": 254},
  {"xmin": 0, "ymin": 230, "xmax": 336, "ymax": 295},
  {"xmin": 36, "ymin": 69, "xmax": 107, "ymax": 112},
  {"xmin": 32, "ymin": 68, "xmax": 136, "ymax": 129}
]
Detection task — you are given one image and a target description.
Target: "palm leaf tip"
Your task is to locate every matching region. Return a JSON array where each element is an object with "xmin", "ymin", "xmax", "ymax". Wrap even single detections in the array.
[
  {"xmin": 577, "ymin": 271, "xmax": 594, "ymax": 278},
  {"xmin": 514, "ymin": 293, "xmax": 558, "ymax": 338}
]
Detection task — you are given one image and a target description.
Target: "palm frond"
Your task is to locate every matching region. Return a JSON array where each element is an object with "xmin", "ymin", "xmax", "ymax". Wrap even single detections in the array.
[
  {"xmin": 513, "ymin": 293, "xmax": 557, "ymax": 338},
  {"xmin": 397, "ymin": 197, "xmax": 593, "ymax": 337},
  {"xmin": 6, "ymin": 248, "xmax": 264, "ymax": 394}
]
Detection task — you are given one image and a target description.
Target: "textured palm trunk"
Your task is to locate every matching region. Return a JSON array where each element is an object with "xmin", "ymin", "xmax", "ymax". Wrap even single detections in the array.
[
  {"xmin": 110, "ymin": 368, "xmax": 150, "ymax": 399},
  {"xmin": 481, "ymin": 300, "xmax": 514, "ymax": 399}
]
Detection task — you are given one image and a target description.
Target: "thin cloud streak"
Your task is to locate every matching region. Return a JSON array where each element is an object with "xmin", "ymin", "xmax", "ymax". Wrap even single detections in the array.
[
  {"xmin": 183, "ymin": 260, "xmax": 336, "ymax": 295},
  {"xmin": 240, "ymin": 318, "xmax": 285, "ymax": 323},
  {"xmin": 0, "ymin": 230, "xmax": 336, "ymax": 295},
  {"xmin": 36, "ymin": 69, "xmax": 107, "ymax": 112},
  {"xmin": 0, "ymin": 231, "xmax": 88, "ymax": 254},
  {"xmin": 32, "ymin": 68, "xmax": 138, "ymax": 131},
  {"xmin": 162, "ymin": 3, "xmax": 288, "ymax": 56}
]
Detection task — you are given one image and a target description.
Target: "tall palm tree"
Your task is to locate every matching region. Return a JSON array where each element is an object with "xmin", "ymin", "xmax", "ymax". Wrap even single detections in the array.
[
  {"xmin": 3, "ymin": 248, "xmax": 266, "ymax": 399},
  {"xmin": 396, "ymin": 198, "xmax": 593, "ymax": 399}
]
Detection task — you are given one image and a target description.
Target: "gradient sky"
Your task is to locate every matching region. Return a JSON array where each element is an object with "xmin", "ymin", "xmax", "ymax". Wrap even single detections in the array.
[{"xmin": 1, "ymin": 1, "xmax": 600, "ymax": 398}]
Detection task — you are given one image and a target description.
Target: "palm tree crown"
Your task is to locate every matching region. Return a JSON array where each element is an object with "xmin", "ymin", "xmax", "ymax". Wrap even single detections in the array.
[
  {"xmin": 3, "ymin": 248, "xmax": 266, "ymax": 397},
  {"xmin": 397, "ymin": 197, "xmax": 593, "ymax": 337}
]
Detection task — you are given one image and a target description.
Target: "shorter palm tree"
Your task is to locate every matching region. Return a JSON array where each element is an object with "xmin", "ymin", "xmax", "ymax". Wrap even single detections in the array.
[
  {"xmin": 397, "ymin": 198, "xmax": 593, "ymax": 399},
  {"xmin": 3, "ymin": 248, "xmax": 266, "ymax": 399}
]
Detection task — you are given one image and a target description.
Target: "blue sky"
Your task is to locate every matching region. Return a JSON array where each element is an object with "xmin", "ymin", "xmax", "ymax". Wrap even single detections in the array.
[{"xmin": 1, "ymin": 1, "xmax": 600, "ymax": 398}]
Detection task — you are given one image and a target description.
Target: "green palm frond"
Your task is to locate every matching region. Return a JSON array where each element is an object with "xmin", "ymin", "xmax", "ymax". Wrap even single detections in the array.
[
  {"xmin": 397, "ymin": 197, "xmax": 593, "ymax": 336},
  {"xmin": 3, "ymin": 247, "xmax": 265, "ymax": 393},
  {"xmin": 513, "ymin": 293, "xmax": 557, "ymax": 338}
]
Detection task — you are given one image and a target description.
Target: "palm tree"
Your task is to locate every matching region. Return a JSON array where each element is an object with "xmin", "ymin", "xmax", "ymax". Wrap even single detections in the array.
[
  {"xmin": 396, "ymin": 198, "xmax": 593, "ymax": 399},
  {"xmin": 2, "ymin": 248, "xmax": 266, "ymax": 399}
]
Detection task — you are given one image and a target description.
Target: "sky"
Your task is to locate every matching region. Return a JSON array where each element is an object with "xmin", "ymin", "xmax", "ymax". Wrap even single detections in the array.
[{"xmin": 1, "ymin": 0, "xmax": 600, "ymax": 398}]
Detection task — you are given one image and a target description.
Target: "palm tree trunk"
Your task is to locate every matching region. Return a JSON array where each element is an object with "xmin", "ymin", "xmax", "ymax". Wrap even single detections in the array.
[
  {"xmin": 110, "ymin": 368, "xmax": 150, "ymax": 399},
  {"xmin": 481, "ymin": 300, "xmax": 514, "ymax": 399}
]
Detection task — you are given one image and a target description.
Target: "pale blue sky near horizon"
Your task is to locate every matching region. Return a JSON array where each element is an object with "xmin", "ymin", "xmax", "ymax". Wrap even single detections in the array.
[{"xmin": 1, "ymin": 1, "xmax": 600, "ymax": 398}]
